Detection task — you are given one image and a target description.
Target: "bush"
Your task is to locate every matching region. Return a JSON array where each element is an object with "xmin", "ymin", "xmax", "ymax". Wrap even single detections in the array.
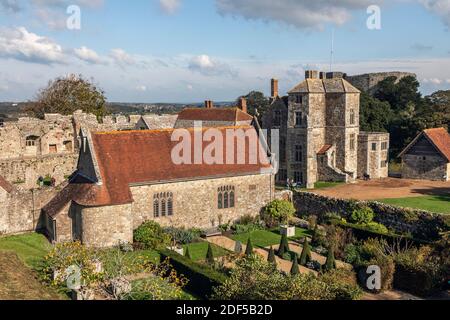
[
  {"xmin": 320, "ymin": 269, "xmax": 363, "ymax": 300},
  {"xmin": 264, "ymin": 200, "xmax": 295, "ymax": 226},
  {"xmin": 232, "ymin": 223, "xmax": 263, "ymax": 235},
  {"xmin": 290, "ymin": 254, "xmax": 299, "ymax": 275},
  {"xmin": 299, "ymin": 238, "xmax": 311, "ymax": 266},
  {"xmin": 163, "ymin": 227, "xmax": 202, "ymax": 245},
  {"xmin": 277, "ymin": 234, "xmax": 290, "ymax": 257},
  {"xmin": 245, "ymin": 238, "xmax": 254, "ymax": 256},
  {"xmin": 134, "ymin": 221, "xmax": 171, "ymax": 250},
  {"xmin": 351, "ymin": 206, "xmax": 374, "ymax": 224},
  {"xmin": 159, "ymin": 249, "xmax": 227, "ymax": 299},
  {"xmin": 364, "ymin": 222, "xmax": 389, "ymax": 234}
]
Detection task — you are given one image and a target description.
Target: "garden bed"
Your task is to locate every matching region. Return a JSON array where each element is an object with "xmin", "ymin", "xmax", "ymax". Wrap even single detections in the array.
[{"xmin": 231, "ymin": 227, "xmax": 311, "ymax": 248}]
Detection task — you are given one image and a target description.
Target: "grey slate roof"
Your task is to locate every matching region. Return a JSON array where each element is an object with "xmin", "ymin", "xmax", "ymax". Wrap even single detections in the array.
[{"xmin": 288, "ymin": 78, "xmax": 360, "ymax": 94}]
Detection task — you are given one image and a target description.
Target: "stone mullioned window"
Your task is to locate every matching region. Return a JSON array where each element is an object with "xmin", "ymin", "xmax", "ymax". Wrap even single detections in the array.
[
  {"xmin": 153, "ymin": 192, "xmax": 174, "ymax": 218},
  {"xmin": 218, "ymin": 186, "xmax": 235, "ymax": 209}
]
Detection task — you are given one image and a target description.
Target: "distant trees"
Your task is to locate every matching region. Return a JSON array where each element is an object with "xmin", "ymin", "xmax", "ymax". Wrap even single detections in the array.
[
  {"xmin": 26, "ymin": 74, "xmax": 107, "ymax": 119},
  {"xmin": 237, "ymin": 91, "xmax": 270, "ymax": 120}
]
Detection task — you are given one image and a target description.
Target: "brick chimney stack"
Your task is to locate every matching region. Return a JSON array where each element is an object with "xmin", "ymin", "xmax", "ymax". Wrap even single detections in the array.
[
  {"xmin": 305, "ymin": 70, "xmax": 319, "ymax": 79},
  {"xmin": 271, "ymin": 78, "xmax": 279, "ymax": 98},
  {"xmin": 204, "ymin": 100, "xmax": 214, "ymax": 109},
  {"xmin": 239, "ymin": 97, "xmax": 248, "ymax": 114}
]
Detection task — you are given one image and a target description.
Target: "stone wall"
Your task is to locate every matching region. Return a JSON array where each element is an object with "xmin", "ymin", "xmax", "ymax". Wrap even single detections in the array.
[
  {"xmin": 402, "ymin": 154, "xmax": 449, "ymax": 181},
  {"xmin": 130, "ymin": 173, "xmax": 274, "ymax": 230},
  {"xmin": 358, "ymin": 132, "xmax": 389, "ymax": 179},
  {"xmin": 345, "ymin": 72, "xmax": 417, "ymax": 94},
  {"xmin": 0, "ymin": 185, "xmax": 61, "ymax": 235},
  {"xmin": 0, "ymin": 154, "xmax": 78, "ymax": 189},
  {"xmin": 294, "ymin": 192, "xmax": 448, "ymax": 240}
]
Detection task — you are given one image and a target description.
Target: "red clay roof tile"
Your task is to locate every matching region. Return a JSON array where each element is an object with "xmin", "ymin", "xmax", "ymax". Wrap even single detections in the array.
[
  {"xmin": 424, "ymin": 128, "xmax": 450, "ymax": 162},
  {"xmin": 177, "ymin": 108, "xmax": 253, "ymax": 122}
]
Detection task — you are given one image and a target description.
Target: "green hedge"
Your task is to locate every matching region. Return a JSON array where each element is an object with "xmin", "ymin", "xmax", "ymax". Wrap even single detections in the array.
[{"xmin": 159, "ymin": 249, "xmax": 228, "ymax": 299}]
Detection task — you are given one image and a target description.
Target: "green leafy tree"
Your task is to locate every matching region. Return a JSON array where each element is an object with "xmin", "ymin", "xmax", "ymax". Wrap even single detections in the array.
[
  {"xmin": 299, "ymin": 238, "xmax": 312, "ymax": 266},
  {"xmin": 350, "ymin": 206, "xmax": 375, "ymax": 225},
  {"xmin": 26, "ymin": 74, "xmax": 107, "ymax": 119},
  {"xmin": 324, "ymin": 246, "xmax": 336, "ymax": 272},
  {"xmin": 278, "ymin": 234, "xmax": 290, "ymax": 257},
  {"xmin": 267, "ymin": 246, "xmax": 276, "ymax": 265},
  {"xmin": 290, "ymin": 253, "xmax": 300, "ymax": 276},
  {"xmin": 245, "ymin": 238, "xmax": 254, "ymax": 256},
  {"xmin": 206, "ymin": 243, "xmax": 215, "ymax": 265},
  {"xmin": 238, "ymin": 91, "xmax": 270, "ymax": 120},
  {"xmin": 264, "ymin": 199, "xmax": 295, "ymax": 226},
  {"xmin": 360, "ymin": 92, "xmax": 393, "ymax": 133}
]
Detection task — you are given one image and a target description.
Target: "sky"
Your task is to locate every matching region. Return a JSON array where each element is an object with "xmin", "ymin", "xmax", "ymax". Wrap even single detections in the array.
[{"xmin": 0, "ymin": 0, "xmax": 449, "ymax": 103}]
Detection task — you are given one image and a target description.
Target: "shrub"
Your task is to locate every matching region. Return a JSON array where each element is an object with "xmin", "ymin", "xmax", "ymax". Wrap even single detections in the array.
[
  {"xmin": 232, "ymin": 223, "xmax": 263, "ymax": 235},
  {"xmin": 324, "ymin": 247, "xmax": 336, "ymax": 272},
  {"xmin": 206, "ymin": 243, "xmax": 215, "ymax": 265},
  {"xmin": 290, "ymin": 254, "xmax": 300, "ymax": 275},
  {"xmin": 238, "ymin": 214, "xmax": 259, "ymax": 225},
  {"xmin": 163, "ymin": 227, "xmax": 202, "ymax": 245},
  {"xmin": 159, "ymin": 249, "xmax": 227, "ymax": 299},
  {"xmin": 320, "ymin": 269, "xmax": 363, "ymax": 300},
  {"xmin": 134, "ymin": 221, "xmax": 171, "ymax": 250},
  {"xmin": 184, "ymin": 246, "xmax": 192, "ymax": 260},
  {"xmin": 299, "ymin": 238, "xmax": 311, "ymax": 266},
  {"xmin": 264, "ymin": 199, "xmax": 295, "ymax": 226},
  {"xmin": 245, "ymin": 238, "xmax": 254, "ymax": 256},
  {"xmin": 277, "ymin": 234, "xmax": 290, "ymax": 257},
  {"xmin": 267, "ymin": 247, "xmax": 276, "ymax": 265},
  {"xmin": 350, "ymin": 206, "xmax": 374, "ymax": 224},
  {"xmin": 358, "ymin": 255, "xmax": 395, "ymax": 292},
  {"xmin": 364, "ymin": 222, "xmax": 389, "ymax": 234}
]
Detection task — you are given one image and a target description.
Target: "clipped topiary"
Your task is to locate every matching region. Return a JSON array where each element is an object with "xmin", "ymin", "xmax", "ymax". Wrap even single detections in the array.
[
  {"xmin": 277, "ymin": 233, "xmax": 290, "ymax": 257},
  {"xmin": 324, "ymin": 246, "xmax": 336, "ymax": 272},
  {"xmin": 206, "ymin": 243, "xmax": 215, "ymax": 265},
  {"xmin": 245, "ymin": 238, "xmax": 254, "ymax": 256},
  {"xmin": 299, "ymin": 237, "xmax": 312, "ymax": 266},
  {"xmin": 184, "ymin": 246, "xmax": 192, "ymax": 260},
  {"xmin": 267, "ymin": 246, "xmax": 276, "ymax": 265},
  {"xmin": 290, "ymin": 253, "xmax": 300, "ymax": 276}
]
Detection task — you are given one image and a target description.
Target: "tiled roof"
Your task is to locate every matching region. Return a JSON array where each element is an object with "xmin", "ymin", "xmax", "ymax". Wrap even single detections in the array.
[
  {"xmin": 317, "ymin": 145, "xmax": 333, "ymax": 155},
  {"xmin": 177, "ymin": 108, "xmax": 253, "ymax": 122},
  {"xmin": 0, "ymin": 175, "xmax": 13, "ymax": 193},
  {"xmin": 44, "ymin": 125, "xmax": 273, "ymax": 215},
  {"xmin": 424, "ymin": 128, "xmax": 450, "ymax": 162},
  {"xmin": 288, "ymin": 78, "xmax": 360, "ymax": 94}
]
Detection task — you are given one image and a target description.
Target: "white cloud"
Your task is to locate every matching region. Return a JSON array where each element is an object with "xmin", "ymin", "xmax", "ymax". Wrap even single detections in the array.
[
  {"xmin": 420, "ymin": 0, "xmax": 450, "ymax": 27},
  {"xmin": 215, "ymin": 0, "xmax": 383, "ymax": 30},
  {"xmin": 109, "ymin": 48, "xmax": 136, "ymax": 67},
  {"xmin": 74, "ymin": 46, "xmax": 107, "ymax": 65},
  {"xmin": 0, "ymin": 26, "xmax": 66, "ymax": 64},
  {"xmin": 159, "ymin": 0, "xmax": 182, "ymax": 14},
  {"xmin": 188, "ymin": 54, "xmax": 238, "ymax": 77},
  {"xmin": 423, "ymin": 78, "xmax": 443, "ymax": 84}
]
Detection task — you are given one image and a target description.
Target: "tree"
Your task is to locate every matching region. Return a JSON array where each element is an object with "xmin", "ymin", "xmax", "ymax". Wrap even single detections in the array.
[
  {"xmin": 264, "ymin": 199, "xmax": 295, "ymax": 226},
  {"xmin": 184, "ymin": 246, "xmax": 192, "ymax": 260},
  {"xmin": 278, "ymin": 234, "xmax": 290, "ymax": 257},
  {"xmin": 311, "ymin": 223, "xmax": 319, "ymax": 246},
  {"xmin": 238, "ymin": 91, "xmax": 270, "ymax": 120},
  {"xmin": 26, "ymin": 74, "xmax": 107, "ymax": 119},
  {"xmin": 360, "ymin": 92, "xmax": 393, "ymax": 133},
  {"xmin": 290, "ymin": 253, "xmax": 300, "ymax": 276},
  {"xmin": 299, "ymin": 238, "xmax": 312, "ymax": 266},
  {"xmin": 324, "ymin": 246, "xmax": 336, "ymax": 272},
  {"xmin": 245, "ymin": 238, "xmax": 254, "ymax": 256},
  {"xmin": 267, "ymin": 246, "xmax": 276, "ymax": 265},
  {"xmin": 206, "ymin": 243, "xmax": 215, "ymax": 265}
]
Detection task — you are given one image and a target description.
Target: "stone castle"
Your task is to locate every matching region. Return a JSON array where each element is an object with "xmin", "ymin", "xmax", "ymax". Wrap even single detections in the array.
[{"xmin": 263, "ymin": 71, "xmax": 390, "ymax": 188}]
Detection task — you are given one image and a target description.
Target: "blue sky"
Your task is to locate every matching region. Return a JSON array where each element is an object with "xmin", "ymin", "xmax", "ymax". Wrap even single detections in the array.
[{"xmin": 0, "ymin": 0, "xmax": 449, "ymax": 102}]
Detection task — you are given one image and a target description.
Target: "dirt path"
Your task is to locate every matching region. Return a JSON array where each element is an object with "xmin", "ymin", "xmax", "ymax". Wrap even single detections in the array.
[
  {"xmin": 312, "ymin": 178, "xmax": 450, "ymax": 200},
  {"xmin": 0, "ymin": 252, "xmax": 63, "ymax": 300},
  {"xmin": 362, "ymin": 290, "xmax": 422, "ymax": 300}
]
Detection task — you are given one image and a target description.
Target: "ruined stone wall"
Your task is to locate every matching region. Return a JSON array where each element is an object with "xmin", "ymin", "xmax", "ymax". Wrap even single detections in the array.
[
  {"xmin": 401, "ymin": 154, "xmax": 448, "ymax": 181},
  {"xmin": 130, "ymin": 173, "xmax": 274, "ymax": 231},
  {"xmin": 0, "ymin": 185, "xmax": 62, "ymax": 235},
  {"xmin": 294, "ymin": 192, "xmax": 448, "ymax": 240},
  {"xmin": 0, "ymin": 154, "xmax": 78, "ymax": 189},
  {"xmin": 345, "ymin": 72, "xmax": 416, "ymax": 94}
]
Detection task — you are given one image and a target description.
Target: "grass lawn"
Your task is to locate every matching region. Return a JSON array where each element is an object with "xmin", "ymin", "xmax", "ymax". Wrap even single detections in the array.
[
  {"xmin": 231, "ymin": 227, "xmax": 311, "ymax": 248},
  {"xmin": 377, "ymin": 195, "xmax": 450, "ymax": 214},
  {"xmin": 0, "ymin": 233, "xmax": 52, "ymax": 270},
  {"xmin": 182, "ymin": 241, "xmax": 230, "ymax": 261}
]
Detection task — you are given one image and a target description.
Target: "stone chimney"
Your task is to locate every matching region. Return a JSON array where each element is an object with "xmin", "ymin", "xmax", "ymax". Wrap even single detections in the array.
[
  {"xmin": 204, "ymin": 100, "xmax": 214, "ymax": 109},
  {"xmin": 305, "ymin": 70, "xmax": 319, "ymax": 79},
  {"xmin": 326, "ymin": 72, "xmax": 345, "ymax": 79},
  {"xmin": 271, "ymin": 78, "xmax": 279, "ymax": 98},
  {"xmin": 239, "ymin": 97, "xmax": 248, "ymax": 113}
]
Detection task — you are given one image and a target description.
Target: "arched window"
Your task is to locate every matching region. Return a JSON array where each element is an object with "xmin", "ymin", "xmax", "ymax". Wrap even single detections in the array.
[
  {"xmin": 223, "ymin": 192, "xmax": 229, "ymax": 209},
  {"xmin": 161, "ymin": 199, "xmax": 166, "ymax": 217},
  {"xmin": 229, "ymin": 191, "xmax": 235, "ymax": 208},
  {"xmin": 153, "ymin": 199, "xmax": 159, "ymax": 218},
  {"xmin": 167, "ymin": 198, "xmax": 173, "ymax": 216},
  {"xmin": 218, "ymin": 192, "xmax": 223, "ymax": 209}
]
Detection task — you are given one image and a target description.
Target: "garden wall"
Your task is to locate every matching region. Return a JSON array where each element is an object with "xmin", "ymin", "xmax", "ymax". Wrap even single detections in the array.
[{"xmin": 294, "ymin": 192, "xmax": 449, "ymax": 240}]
